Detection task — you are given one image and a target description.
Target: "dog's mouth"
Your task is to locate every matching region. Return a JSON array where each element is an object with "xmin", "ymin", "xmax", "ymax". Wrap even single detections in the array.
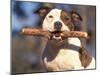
[
  {"xmin": 51, "ymin": 31, "xmax": 62, "ymax": 36},
  {"xmin": 50, "ymin": 31, "xmax": 63, "ymax": 40}
]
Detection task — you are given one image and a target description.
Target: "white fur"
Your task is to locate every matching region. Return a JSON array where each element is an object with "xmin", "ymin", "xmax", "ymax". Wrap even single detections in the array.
[
  {"xmin": 44, "ymin": 49, "xmax": 84, "ymax": 71},
  {"xmin": 68, "ymin": 38, "xmax": 81, "ymax": 47},
  {"xmin": 43, "ymin": 38, "xmax": 83, "ymax": 71},
  {"xmin": 86, "ymin": 57, "xmax": 95, "ymax": 69},
  {"xmin": 43, "ymin": 38, "xmax": 95, "ymax": 71}
]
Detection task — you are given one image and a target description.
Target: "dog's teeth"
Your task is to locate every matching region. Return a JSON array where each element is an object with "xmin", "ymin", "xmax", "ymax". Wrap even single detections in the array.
[{"xmin": 53, "ymin": 35, "xmax": 61, "ymax": 40}]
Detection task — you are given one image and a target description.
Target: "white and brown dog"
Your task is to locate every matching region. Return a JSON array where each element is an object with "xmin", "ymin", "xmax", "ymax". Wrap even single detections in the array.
[{"xmin": 35, "ymin": 7, "xmax": 95, "ymax": 71}]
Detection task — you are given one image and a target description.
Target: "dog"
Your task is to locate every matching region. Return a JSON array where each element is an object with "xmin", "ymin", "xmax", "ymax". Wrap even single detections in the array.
[{"xmin": 34, "ymin": 7, "xmax": 95, "ymax": 71}]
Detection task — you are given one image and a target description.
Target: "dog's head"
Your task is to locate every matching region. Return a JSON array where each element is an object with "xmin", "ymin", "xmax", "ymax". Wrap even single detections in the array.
[{"xmin": 34, "ymin": 7, "xmax": 82, "ymax": 39}]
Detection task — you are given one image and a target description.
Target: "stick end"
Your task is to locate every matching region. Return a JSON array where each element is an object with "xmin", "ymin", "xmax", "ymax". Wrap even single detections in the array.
[
  {"xmin": 22, "ymin": 28, "xmax": 25, "ymax": 33},
  {"xmin": 84, "ymin": 32, "xmax": 88, "ymax": 37}
]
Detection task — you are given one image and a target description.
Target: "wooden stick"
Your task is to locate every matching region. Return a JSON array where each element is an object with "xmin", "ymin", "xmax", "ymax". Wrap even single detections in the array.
[
  {"xmin": 21, "ymin": 28, "xmax": 88, "ymax": 39},
  {"xmin": 21, "ymin": 28, "xmax": 52, "ymax": 39},
  {"xmin": 61, "ymin": 31, "xmax": 88, "ymax": 38}
]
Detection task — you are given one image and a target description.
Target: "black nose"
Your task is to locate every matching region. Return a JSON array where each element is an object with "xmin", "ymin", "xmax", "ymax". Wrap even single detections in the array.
[{"xmin": 54, "ymin": 21, "xmax": 62, "ymax": 31}]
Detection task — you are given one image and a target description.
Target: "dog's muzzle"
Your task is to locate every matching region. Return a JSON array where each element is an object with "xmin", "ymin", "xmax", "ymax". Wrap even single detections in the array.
[
  {"xmin": 50, "ymin": 31, "xmax": 62, "ymax": 40},
  {"xmin": 50, "ymin": 21, "xmax": 63, "ymax": 40},
  {"xmin": 54, "ymin": 21, "xmax": 62, "ymax": 31}
]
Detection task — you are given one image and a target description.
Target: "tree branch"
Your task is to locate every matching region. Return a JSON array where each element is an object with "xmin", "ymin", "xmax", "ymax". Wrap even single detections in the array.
[{"xmin": 21, "ymin": 28, "xmax": 88, "ymax": 39}]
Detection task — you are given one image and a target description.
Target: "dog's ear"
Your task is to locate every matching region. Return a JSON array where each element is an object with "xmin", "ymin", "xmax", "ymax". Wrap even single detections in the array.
[
  {"xmin": 34, "ymin": 7, "xmax": 52, "ymax": 18},
  {"xmin": 71, "ymin": 11, "xmax": 83, "ymax": 22}
]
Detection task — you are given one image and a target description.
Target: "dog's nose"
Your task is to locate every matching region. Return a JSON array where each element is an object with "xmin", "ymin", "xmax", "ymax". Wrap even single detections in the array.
[{"xmin": 54, "ymin": 21, "xmax": 62, "ymax": 31}]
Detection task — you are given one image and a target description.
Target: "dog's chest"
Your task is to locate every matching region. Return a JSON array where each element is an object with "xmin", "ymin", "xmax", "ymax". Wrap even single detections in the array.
[{"xmin": 43, "ymin": 38, "xmax": 84, "ymax": 71}]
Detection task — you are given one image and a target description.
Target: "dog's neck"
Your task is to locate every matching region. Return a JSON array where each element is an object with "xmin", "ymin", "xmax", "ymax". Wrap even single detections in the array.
[
  {"xmin": 42, "ymin": 37, "xmax": 81, "ymax": 59},
  {"xmin": 47, "ymin": 37, "xmax": 81, "ymax": 49}
]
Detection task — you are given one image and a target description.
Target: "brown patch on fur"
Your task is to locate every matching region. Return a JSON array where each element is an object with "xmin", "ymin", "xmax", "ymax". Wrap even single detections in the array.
[
  {"xmin": 79, "ymin": 46, "xmax": 92, "ymax": 68},
  {"xmin": 61, "ymin": 10, "xmax": 74, "ymax": 31}
]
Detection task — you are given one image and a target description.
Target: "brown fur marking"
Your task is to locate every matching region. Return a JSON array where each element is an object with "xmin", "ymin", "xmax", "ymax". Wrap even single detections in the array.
[
  {"xmin": 61, "ymin": 10, "xmax": 74, "ymax": 31},
  {"xmin": 79, "ymin": 46, "xmax": 92, "ymax": 68}
]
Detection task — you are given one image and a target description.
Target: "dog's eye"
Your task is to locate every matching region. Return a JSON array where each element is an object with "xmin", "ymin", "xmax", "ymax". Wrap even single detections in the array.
[
  {"xmin": 48, "ymin": 15, "xmax": 53, "ymax": 18},
  {"xmin": 65, "ymin": 17, "xmax": 69, "ymax": 20}
]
